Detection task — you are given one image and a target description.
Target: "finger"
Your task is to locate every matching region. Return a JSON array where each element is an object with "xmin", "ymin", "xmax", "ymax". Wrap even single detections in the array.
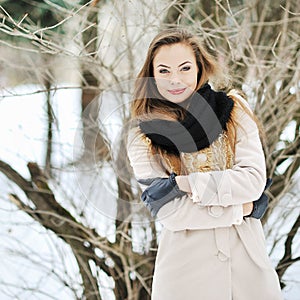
[
  {"xmin": 265, "ymin": 178, "xmax": 273, "ymax": 190},
  {"xmin": 137, "ymin": 177, "xmax": 160, "ymax": 186}
]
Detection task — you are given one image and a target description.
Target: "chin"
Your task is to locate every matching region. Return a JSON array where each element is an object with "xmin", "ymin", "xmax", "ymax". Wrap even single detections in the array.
[
  {"xmin": 165, "ymin": 93, "xmax": 192, "ymax": 104},
  {"xmin": 168, "ymin": 98, "xmax": 188, "ymax": 104}
]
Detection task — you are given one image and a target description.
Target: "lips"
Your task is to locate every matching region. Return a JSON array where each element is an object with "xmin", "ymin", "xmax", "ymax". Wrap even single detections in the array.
[{"xmin": 168, "ymin": 88, "xmax": 186, "ymax": 95}]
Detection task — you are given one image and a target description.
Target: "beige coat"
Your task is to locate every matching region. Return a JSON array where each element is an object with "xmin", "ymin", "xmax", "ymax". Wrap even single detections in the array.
[{"xmin": 127, "ymin": 96, "xmax": 283, "ymax": 300}]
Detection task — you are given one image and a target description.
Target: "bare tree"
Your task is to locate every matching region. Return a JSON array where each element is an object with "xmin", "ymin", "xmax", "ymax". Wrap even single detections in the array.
[
  {"xmin": 0, "ymin": 0, "xmax": 71, "ymax": 177},
  {"xmin": 78, "ymin": 0, "xmax": 110, "ymax": 163}
]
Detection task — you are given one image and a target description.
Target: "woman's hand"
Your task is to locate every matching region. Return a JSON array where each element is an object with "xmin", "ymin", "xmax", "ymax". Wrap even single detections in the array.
[
  {"xmin": 243, "ymin": 202, "xmax": 254, "ymax": 216},
  {"xmin": 138, "ymin": 173, "xmax": 186, "ymax": 217},
  {"xmin": 245, "ymin": 178, "xmax": 272, "ymax": 219}
]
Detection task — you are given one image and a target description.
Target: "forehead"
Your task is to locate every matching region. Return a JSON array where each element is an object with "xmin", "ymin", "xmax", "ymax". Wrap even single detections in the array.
[{"xmin": 153, "ymin": 43, "xmax": 196, "ymax": 66}]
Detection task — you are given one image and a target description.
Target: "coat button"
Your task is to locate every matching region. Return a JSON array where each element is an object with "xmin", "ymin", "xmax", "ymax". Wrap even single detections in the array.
[
  {"xmin": 222, "ymin": 193, "xmax": 231, "ymax": 204},
  {"xmin": 192, "ymin": 194, "xmax": 201, "ymax": 203},
  {"xmin": 208, "ymin": 206, "xmax": 224, "ymax": 217},
  {"xmin": 217, "ymin": 251, "xmax": 229, "ymax": 262}
]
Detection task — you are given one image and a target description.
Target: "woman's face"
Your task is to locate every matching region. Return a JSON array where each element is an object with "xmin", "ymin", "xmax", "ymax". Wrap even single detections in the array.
[{"xmin": 153, "ymin": 43, "xmax": 198, "ymax": 104}]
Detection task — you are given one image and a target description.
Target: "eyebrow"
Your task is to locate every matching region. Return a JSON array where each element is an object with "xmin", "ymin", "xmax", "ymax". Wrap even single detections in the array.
[{"xmin": 156, "ymin": 61, "xmax": 192, "ymax": 68}]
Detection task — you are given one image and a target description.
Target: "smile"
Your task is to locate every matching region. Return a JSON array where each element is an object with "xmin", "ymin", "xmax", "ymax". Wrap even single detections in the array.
[{"xmin": 168, "ymin": 88, "xmax": 186, "ymax": 95}]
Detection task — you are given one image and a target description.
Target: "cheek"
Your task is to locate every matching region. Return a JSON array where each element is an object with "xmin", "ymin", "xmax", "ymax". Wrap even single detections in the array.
[
  {"xmin": 154, "ymin": 79, "xmax": 169, "ymax": 98},
  {"xmin": 155, "ymin": 78, "xmax": 170, "ymax": 89},
  {"xmin": 183, "ymin": 75, "xmax": 198, "ymax": 96},
  {"xmin": 185, "ymin": 73, "xmax": 198, "ymax": 86},
  {"xmin": 153, "ymin": 69, "xmax": 163, "ymax": 80},
  {"xmin": 156, "ymin": 85, "xmax": 169, "ymax": 98}
]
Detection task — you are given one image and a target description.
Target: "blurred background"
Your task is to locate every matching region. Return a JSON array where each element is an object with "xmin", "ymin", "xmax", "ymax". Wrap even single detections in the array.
[{"xmin": 0, "ymin": 0, "xmax": 299, "ymax": 299}]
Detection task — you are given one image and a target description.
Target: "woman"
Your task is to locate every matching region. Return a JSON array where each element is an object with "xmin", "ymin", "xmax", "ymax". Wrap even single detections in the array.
[{"xmin": 126, "ymin": 29, "xmax": 282, "ymax": 300}]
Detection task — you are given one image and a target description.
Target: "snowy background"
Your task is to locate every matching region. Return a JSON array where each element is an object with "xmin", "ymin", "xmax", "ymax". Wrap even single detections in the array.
[{"xmin": 0, "ymin": 85, "xmax": 299, "ymax": 299}]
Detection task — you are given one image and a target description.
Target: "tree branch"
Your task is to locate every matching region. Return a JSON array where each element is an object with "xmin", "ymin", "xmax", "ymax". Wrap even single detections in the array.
[{"xmin": 276, "ymin": 212, "xmax": 300, "ymax": 287}]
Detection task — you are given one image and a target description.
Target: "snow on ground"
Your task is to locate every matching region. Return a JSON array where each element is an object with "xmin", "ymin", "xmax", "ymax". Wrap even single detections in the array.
[{"xmin": 0, "ymin": 85, "xmax": 117, "ymax": 299}]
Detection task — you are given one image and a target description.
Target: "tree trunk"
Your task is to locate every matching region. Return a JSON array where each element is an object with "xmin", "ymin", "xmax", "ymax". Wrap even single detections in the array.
[{"xmin": 80, "ymin": 2, "xmax": 109, "ymax": 163}]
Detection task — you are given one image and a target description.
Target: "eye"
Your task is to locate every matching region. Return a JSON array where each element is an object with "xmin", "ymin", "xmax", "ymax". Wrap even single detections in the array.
[
  {"xmin": 180, "ymin": 65, "xmax": 191, "ymax": 71},
  {"xmin": 158, "ymin": 68, "xmax": 169, "ymax": 74}
]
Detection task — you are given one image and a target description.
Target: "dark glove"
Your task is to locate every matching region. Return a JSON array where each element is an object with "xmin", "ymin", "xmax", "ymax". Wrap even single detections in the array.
[
  {"xmin": 246, "ymin": 178, "xmax": 272, "ymax": 219},
  {"xmin": 138, "ymin": 173, "xmax": 186, "ymax": 217}
]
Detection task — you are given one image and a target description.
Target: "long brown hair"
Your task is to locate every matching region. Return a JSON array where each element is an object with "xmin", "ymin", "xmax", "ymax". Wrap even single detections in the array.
[
  {"xmin": 131, "ymin": 29, "xmax": 221, "ymax": 120},
  {"xmin": 130, "ymin": 28, "xmax": 262, "ymax": 175}
]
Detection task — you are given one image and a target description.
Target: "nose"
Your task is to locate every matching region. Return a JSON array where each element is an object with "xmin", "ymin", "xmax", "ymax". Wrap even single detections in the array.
[{"xmin": 169, "ymin": 72, "xmax": 181, "ymax": 85}]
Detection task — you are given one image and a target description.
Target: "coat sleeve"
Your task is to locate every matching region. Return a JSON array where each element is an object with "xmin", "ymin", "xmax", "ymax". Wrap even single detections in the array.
[
  {"xmin": 127, "ymin": 127, "xmax": 244, "ymax": 231},
  {"xmin": 187, "ymin": 97, "xmax": 267, "ymax": 207}
]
